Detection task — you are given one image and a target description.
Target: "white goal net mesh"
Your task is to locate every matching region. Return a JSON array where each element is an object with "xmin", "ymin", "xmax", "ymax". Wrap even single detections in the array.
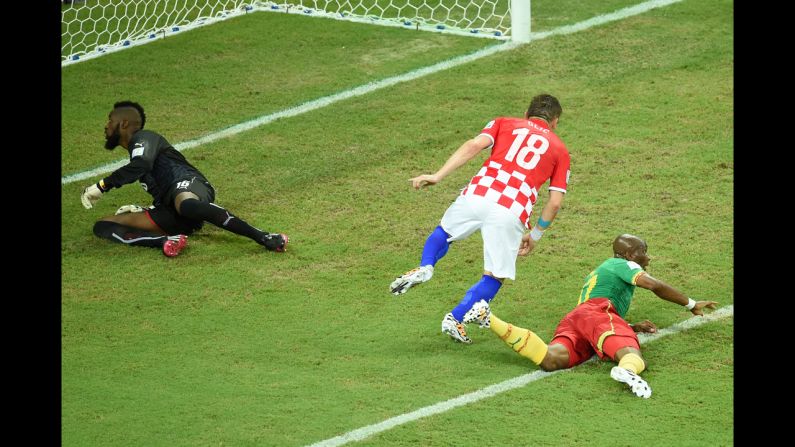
[
  {"xmin": 61, "ymin": 1, "xmax": 256, "ymax": 66},
  {"xmin": 62, "ymin": 1, "xmax": 513, "ymax": 66},
  {"xmin": 262, "ymin": 1, "xmax": 511, "ymax": 39}
]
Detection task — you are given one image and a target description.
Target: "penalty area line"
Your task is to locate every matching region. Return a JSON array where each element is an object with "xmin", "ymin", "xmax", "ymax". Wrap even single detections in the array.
[{"xmin": 305, "ymin": 305, "xmax": 733, "ymax": 447}]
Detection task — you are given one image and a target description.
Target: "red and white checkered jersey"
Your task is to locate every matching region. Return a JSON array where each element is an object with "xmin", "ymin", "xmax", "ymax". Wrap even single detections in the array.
[{"xmin": 462, "ymin": 117, "xmax": 570, "ymax": 228}]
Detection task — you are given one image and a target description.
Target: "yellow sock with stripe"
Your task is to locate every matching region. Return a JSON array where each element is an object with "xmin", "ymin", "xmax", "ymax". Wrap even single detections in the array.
[
  {"xmin": 618, "ymin": 353, "xmax": 646, "ymax": 374},
  {"xmin": 489, "ymin": 314, "xmax": 548, "ymax": 364}
]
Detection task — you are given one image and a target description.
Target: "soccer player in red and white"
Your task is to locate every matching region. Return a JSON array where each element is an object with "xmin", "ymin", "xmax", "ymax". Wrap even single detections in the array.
[{"xmin": 390, "ymin": 94, "xmax": 571, "ymax": 344}]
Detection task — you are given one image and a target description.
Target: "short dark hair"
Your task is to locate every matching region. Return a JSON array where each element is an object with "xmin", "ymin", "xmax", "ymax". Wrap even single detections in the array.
[
  {"xmin": 526, "ymin": 94, "xmax": 562, "ymax": 122},
  {"xmin": 113, "ymin": 100, "xmax": 146, "ymax": 129}
]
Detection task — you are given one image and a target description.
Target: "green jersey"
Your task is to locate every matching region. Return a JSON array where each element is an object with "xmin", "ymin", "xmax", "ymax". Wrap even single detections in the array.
[{"xmin": 577, "ymin": 257, "xmax": 646, "ymax": 318}]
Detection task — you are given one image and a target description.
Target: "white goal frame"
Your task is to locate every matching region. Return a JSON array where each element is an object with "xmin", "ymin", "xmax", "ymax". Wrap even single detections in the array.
[{"xmin": 62, "ymin": 0, "xmax": 531, "ymax": 67}]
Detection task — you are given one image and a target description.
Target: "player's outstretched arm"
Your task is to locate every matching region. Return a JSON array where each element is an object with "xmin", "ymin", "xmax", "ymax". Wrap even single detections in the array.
[
  {"xmin": 635, "ymin": 273, "xmax": 717, "ymax": 316},
  {"xmin": 409, "ymin": 135, "xmax": 492, "ymax": 189}
]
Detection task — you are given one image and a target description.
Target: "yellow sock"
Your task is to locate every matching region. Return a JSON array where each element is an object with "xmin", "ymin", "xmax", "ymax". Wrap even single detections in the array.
[
  {"xmin": 489, "ymin": 314, "xmax": 548, "ymax": 364},
  {"xmin": 618, "ymin": 353, "xmax": 646, "ymax": 374}
]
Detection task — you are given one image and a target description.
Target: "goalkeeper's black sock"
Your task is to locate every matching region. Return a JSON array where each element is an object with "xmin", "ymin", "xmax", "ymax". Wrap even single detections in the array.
[
  {"xmin": 178, "ymin": 199, "xmax": 266, "ymax": 243},
  {"xmin": 93, "ymin": 221, "xmax": 168, "ymax": 248}
]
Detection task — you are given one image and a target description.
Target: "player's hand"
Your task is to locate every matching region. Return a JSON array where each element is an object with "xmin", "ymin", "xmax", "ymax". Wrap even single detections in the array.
[
  {"xmin": 409, "ymin": 174, "xmax": 441, "ymax": 190},
  {"xmin": 115, "ymin": 204, "xmax": 145, "ymax": 215},
  {"xmin": 81, "ymin": 183, "xmax": 104, "ymax": 209},
  {"xmin": 691, "ymin": 300, "xmax": 718, "ymax": 316},
  {"xmin": 518, "ymin": 233, "xmax": 535, "ymax": 256},
  {"xmin": 631, "ymin": 320, "xmax": 657, "ymax": 333}
]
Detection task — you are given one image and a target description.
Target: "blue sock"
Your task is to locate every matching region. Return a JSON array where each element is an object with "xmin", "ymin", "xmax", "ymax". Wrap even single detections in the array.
[
  {"xmin": 420, "ymin": 225, "xmax": 451, "ymax": 267},
  {"xmin": 451, "ymin": 275, "xmax": 503, "ymax": 321}
]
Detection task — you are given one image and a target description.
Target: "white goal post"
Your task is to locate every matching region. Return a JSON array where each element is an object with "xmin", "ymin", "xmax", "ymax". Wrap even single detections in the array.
[{"xmin": 61, "ymin": 1, "xmax": 531, "ymax": 67}]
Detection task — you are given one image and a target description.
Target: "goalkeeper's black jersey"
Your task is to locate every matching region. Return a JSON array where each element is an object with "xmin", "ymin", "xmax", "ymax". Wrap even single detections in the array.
[{"xmin": 103, "ymin": 130, "xmax": 209, "ymax": 205}]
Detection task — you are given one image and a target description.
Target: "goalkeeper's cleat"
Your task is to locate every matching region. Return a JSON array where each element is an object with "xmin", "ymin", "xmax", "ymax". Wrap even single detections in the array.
[
  {"xmin": 462, "ymin": 299, "xmax": 491, "ymax": 328},
  {"xmin": 610, "ymin": 366, "xmax": 652, "ymax": 399},
  {"xmin": 390, "ymin": 265, "xmax": 434, "ymax": 295},
  {"xmin": 261, "ymin": 233, "xmax": 289, "ymax": 252},
  {"xmin": 441, "ymin": 313, "xmax": 472, "ymax": 344},
  {"xmin": 163, "ymin": 235, "xmax": 188, "ymax": 257}
]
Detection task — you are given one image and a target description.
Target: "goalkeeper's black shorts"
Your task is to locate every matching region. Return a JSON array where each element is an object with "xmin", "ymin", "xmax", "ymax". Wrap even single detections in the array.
[{"xmin": 147, "ymin": 177, "xmax": 215, "ymax": 235}]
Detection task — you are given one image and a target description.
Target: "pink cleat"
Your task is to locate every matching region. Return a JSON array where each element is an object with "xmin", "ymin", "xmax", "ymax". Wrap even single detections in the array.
[{"xmin": 163, "ymin": 235, "xmax": 188, "ymax": 257}]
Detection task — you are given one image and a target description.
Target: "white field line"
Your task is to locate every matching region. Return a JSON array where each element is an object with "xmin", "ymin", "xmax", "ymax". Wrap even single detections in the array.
[
  {"xmin": 61, "ymin": 0, "xmax": 682, "ymax": 186},
  {"xmin": 306, "ymin": 304, "xmax": 733, "ymax": 447},
  {"xmin": 60, "ymin": 41, "xmax": 517, "ymax": 186}
]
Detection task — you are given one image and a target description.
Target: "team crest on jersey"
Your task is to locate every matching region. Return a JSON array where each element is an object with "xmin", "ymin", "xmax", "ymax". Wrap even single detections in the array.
[
  {"xmin": 131, "ymin": 142, "xmax": 145, "ymax": 158},
  {"xmin": 626, "ymin": 261, "xmax": 641, "ymax": 270},
  {"xmin": 140, "ymin": 182, "xmax": 148, "ymax": 192},
  {"xmin": 484, "ymin": 120, "xmax": 495, "ymax": 129}
]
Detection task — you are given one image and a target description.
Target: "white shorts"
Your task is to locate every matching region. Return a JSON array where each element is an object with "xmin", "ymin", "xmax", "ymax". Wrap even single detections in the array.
[{"xmin": 439, "ymin": 194, "xmax": 525, "ymax": 280}]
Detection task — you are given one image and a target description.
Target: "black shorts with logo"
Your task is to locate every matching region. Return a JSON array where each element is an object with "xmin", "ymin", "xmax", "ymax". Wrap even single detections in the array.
[{"xmin": 146, "ymin": 177, "xmax": 216, "ymax": 235}]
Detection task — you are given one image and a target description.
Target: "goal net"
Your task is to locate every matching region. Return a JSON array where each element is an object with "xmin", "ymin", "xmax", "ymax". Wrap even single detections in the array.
[
  {"xmin": 62, "ymin": 1, "xmax": 257, "ymax": 66},
  {"xmin": 261, "ymin": 1, "xmax": 513, "ymax": 39},
  {"xmin": 62, "ymin": 1, "xmax": 528, "ymax": 67}
]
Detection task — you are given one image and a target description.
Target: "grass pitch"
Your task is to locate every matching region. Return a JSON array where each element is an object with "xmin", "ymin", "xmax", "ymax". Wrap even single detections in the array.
[{"xmin": 62, "ymin": 1, "xmax": 733, "ymax": 445}]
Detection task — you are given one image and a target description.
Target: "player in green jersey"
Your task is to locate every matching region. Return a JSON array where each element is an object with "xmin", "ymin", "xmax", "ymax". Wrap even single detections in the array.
[{"xmin": 462, "ymin": 234, "xmax": 717, "ymax": 398}]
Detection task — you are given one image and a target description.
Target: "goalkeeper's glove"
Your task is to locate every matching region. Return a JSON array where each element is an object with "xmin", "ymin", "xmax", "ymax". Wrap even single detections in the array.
[
  {"xmin": 115, "ymin": 204, "xmax": 146, "ymax": 215},
  {"xmin": 81, "ymin": 182, "xmax": 105, "ymax": 209}
]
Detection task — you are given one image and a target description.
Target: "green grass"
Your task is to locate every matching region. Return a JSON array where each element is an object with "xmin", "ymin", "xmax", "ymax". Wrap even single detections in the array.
[
  {"xmin": 61, "ymin": 0, "xmax": 733, "ymax": 445},
  {"xmin": 61, "ymin": 10, "xmax": 492, "ymax": 173}
]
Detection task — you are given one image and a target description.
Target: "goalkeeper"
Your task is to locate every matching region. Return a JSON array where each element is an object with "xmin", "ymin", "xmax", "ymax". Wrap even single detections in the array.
[
  {"xmin": 461, "ymin": 234, "xmax": 718, "ymax": 398},
  {"xmin": 80, "ymin": 101, "xmax": 288, "ymax": 257}
]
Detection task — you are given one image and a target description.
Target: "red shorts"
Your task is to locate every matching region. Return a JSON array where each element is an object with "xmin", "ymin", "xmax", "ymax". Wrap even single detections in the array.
[{"xmin": 548, "ymin": 298, "xmax": 640, "ymax": 368}]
